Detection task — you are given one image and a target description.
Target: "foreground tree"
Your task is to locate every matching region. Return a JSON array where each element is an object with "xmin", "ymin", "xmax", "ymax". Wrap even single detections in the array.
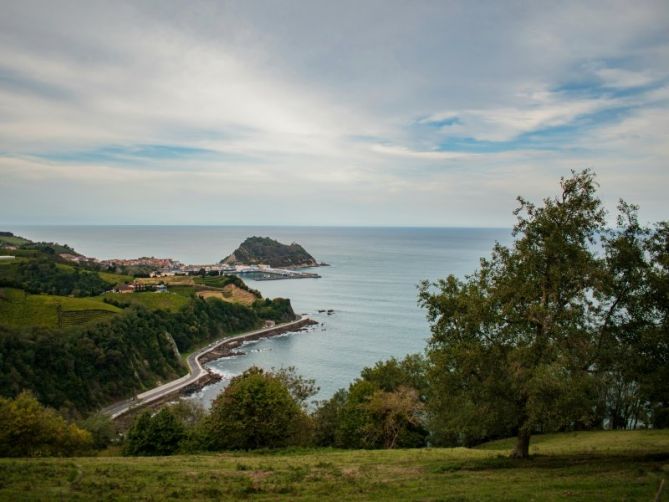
[
  {"xmin": 205, "ymin": 367, "xmax": 311, "ymax": 450},
  {"xmin": 420, "ymin": 170, "xmax": 666, "ymax": 458}
]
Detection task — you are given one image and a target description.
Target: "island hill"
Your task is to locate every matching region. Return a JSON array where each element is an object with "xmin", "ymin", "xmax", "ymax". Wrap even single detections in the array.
[{"xmin": 221, "ymin": 236, "xmax": 327, "ymax": 269}]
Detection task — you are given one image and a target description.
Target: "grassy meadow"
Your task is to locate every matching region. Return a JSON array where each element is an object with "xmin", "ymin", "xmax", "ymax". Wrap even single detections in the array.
[
  {"xmin": 102, "ymin": 291, "xmax": 190, "ymax": 312},
  {"xmin": 0, "ymin": 430, "xmax": 666, "ymax": 501},
  {"xmin": 0, "ymin": 287, "xmax": 121, "ymax": 328},
  {"xmin": 96, "ymin": 271, "xmax": 134, "ymax": 285},
  {"xmin": 0, "ymin": 235, "xmax": 31, "ymax": 247}
]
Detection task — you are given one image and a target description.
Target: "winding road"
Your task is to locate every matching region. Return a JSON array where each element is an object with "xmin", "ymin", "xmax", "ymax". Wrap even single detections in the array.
[{"xmin": 101, "ymin": 316, "xmax": 310, "ymax": 419}]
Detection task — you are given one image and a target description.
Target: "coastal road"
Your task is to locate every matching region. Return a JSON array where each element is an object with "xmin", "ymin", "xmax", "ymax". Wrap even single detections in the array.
[{"xmin": 101, "ymin": 316, "xmax": 310, "ymax": 419}]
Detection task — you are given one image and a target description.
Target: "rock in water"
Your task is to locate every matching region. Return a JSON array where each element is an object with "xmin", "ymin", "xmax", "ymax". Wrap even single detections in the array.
[{"xmin": 221, "ymin": 236, "xmax": 321, "ymax": 268}]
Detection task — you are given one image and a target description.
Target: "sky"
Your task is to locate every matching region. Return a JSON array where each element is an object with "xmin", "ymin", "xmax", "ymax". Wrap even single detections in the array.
[{"xmin": 0, "ymin": 0, "xmax": 668, "ymax": 227}]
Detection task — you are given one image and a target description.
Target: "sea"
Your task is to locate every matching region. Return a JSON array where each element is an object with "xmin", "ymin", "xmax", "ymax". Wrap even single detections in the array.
[{"xmin": 5, "ymin": 226, "xmax": 512, "ymax": 406}]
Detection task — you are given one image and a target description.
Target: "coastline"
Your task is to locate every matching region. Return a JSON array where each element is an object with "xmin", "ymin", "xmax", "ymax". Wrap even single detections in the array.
[{"xmin": 103, "ymin": 316, "xmax": 317, "ymax": 422}]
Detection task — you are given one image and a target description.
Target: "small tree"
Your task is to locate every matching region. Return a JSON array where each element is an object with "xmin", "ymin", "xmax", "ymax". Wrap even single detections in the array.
[
  {"xmin": 79, "ymin": 413, "xmax": 116, "ymax": 450},
  {"xmin": 205, "ymin": 367, "xmax": 310, "ymax": 450},
  {"xmin": 362, "ymin": 386, "xmax": 424, "ymax": 448},
  {"xmin": 124, "ymin": 408, "xmax": 186, "ymax": 456},
  {"xmin": 313, "ymin": 354, "xmax": 428, "ymax": 449}
]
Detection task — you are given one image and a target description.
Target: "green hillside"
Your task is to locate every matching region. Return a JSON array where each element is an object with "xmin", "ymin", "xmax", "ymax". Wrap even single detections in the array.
[
  {"xmin": 102, "ymin": 291, "xmax": 189, "ymax": 312},
  {"xmin": 0, "ymin": 430, "xmax": 666, "ymax": 500},
  {"xmin": 0, "ymin": 233, "xmax": 31, "ymax": 247},
  {"xmin": 0, "ymin": 287, "xmax": 121, "ymax": 329}
]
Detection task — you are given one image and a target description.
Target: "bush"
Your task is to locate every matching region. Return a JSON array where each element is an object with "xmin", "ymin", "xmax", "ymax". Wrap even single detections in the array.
[
  {"xmin": 0, "ymin": 392, "xmax": 92, "ymax": 457},
  {"xmin": 205, "ymin": 367, "xmax": 311, "ymax": 450},
  {"xmin": 124, "ymin": 408, "xmax": 186, "ymax": 456}
]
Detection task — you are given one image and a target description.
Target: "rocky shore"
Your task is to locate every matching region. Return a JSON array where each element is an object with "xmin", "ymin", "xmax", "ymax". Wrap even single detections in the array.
[{"xmin": 198, "ymin": 317, "xmax": 318, "ymax": 365}]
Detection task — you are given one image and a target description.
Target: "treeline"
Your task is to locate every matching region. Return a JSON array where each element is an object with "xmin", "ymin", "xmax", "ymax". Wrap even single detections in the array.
[
  {"xmin": 0, "ymin": 296, "xmax": 278, "ymax": 415},
  {"xmin": 124, "ymin": 367, "xmax": 316, "ymax": 455},
  {"xmin": 0, "ymin": 259, "xmax": 111, "ymax": 296},
  {"xmin": 122, "ymin": 360, "xmax": 427, "ymax": 456}
]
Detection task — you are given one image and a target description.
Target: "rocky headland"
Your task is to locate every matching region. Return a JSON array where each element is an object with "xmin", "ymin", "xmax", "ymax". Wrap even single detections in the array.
[{"xmin": 221, "ymin": 236, "xmax": 327, "ymax": 269}]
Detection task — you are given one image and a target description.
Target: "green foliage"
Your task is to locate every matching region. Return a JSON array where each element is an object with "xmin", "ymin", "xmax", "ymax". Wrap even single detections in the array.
[
  {"xmin": 195, "ymin": 274, "xmax": 262, "ymax": 297},
  {"xmin": 0, "ymin": 392, "xmax": 92, "ymax": 457},
  {"xmin": 205, "ymin": 367, "xmax": 311, "ymax": 450},
  {"xmin": 102, "ymin": 291, "xmax": 189, "ymax": 313},
  {"xmin": 168, "ymin": 297, "xmax": 262, "ymax": 351},
  {"xmin": 0, "ymin": 308, "xmax": 187, "ymax": 413},
  {"xmin": 79, "ymin": 413, "xmax": 117, "ymax": 450},
  {"xmin": 600, "ymin": 216, "xmax": 669, "ymax": 429},
  {"xmin": 124, "ymin": 409, "xmax": 186, "ymax": 456},
  {"xmin": 314, "ymin": 355, "xmax": 428, "ymax": 449},
  {"xmin": 273, "ymin": 366, "xmax": 319, "ymax": 409},
  {"xmin": 252, "ymin": 297, "xmax": 296, "ymax": 322},
  {"xmin": 0, "ymin": 296, "xmax": 265, "ymax": 414},
  {"xmin": 0, "ymin": 287, "xmax": 121, "ymax": 329},
  {"xmin": 19, "ymin": 241, "xmax": 79, "ymax": 256},
  {"xmin": 360, "ymin": 354, "xmax": 428, "ymax": 397},
  {"xmin": 419, "ymin": 170, "xmax": 669, "ymax": 457},
  {"xmin": 0, "ymin": 259, "xmax": 112, "ymax": 297},
  {"xmin": 223, "ymin": 236, "xmax": 318, "ymax": 268},
  {"xmin": 97, "ymin": 271, "xmax": 133, "ymax": 285},
  {"xmin": 313, "ymin": 389, "xmax": 349, "ymax": 446},
  {"xmin": 0, "ymin": 232, "xmax": 31, "ymax": 247}
]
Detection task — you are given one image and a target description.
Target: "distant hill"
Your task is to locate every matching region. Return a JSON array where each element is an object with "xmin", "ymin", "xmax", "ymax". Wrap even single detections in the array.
[{"xmin": 221, "ymin": 236, "xmax": 321, "ymax": 268}]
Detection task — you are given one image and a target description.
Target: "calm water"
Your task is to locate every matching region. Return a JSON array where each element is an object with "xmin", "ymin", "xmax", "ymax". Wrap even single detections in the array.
[{"xmin": 7, "ymin": 225, "xmax": 511, "ymax": 404}]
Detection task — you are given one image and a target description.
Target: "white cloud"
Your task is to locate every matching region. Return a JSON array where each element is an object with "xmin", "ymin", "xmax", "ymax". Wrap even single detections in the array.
[{"xmin": 0, "ymin": 1, "xmax": 667, "ymax": 225}]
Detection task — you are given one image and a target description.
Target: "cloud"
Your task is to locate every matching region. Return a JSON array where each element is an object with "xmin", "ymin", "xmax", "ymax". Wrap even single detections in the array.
[{"xmin": 0, "ymin": 0, "xmax": 667, "ymax": 226}]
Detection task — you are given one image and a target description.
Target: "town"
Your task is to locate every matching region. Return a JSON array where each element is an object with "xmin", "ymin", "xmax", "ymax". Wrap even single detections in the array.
[{"xmin": 60, "ymin": 254, "xmax": 322, "ymax": 281}]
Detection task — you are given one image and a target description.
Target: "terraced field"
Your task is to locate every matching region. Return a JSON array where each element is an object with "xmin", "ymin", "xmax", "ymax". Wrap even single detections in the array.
[
  {"xmin": 97, "ymin": 271, "xmax": 133, "ymax": 285},
  {"xmin": 102, "ymin": 291, "xmax": 189, "ymax": 312},
  {"xmin": 60, "ymin": 309, "xmax": 118, "ymax": 327},
  {"xmin": 0, "ymin": 288, "xmax": 121, "ymax": 328}
]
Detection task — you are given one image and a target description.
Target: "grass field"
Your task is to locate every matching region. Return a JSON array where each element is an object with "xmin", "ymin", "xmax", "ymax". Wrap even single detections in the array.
[
  {"xmin": 0, "ymin": 234, "xmax": 31, "ymax": 247},
  {"xmin": 194, "ymin": 275, "xmax": 240, "ymax": 288},
  {"xmin": 169, "ymin": 285, "xmax": 196, "ymax": 298},
  {"xmin": 0, "ymin": 430, "xmax": 666, "ymax": 500},
  {"xmin": 0, "ymin": 288, "xmax": 121, "ymax": 328},
  {"xmin": 102, "ymin": 291, "xmax": 189, "ymax": 312},
  {"xmin": 197, "ymin": 284, "xmax": 258, "ymax": 306},
  {"xmin": 96, "ymin": 271, "xmax": 133, "ymax": 285}
]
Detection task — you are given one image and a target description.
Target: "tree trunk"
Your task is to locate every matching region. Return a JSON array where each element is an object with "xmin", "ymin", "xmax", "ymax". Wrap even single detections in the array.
[{"xmin": 511, "ymin": 428, "xmax": 531, "ymax": 458}]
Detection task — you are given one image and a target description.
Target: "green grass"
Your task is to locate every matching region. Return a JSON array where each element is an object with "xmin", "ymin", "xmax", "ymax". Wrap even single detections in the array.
[
  {"xmin": 97, "ymin": 271, "xmax": 133, "ymax": 285},
  {"xmin": 0, "ymin": 430, "xmax": 667, "ymax": 500},
  {"xmin": 102, "ymin": 291, "xmax": 189, "ymax": 312},
  {"xmin": 0, "ymin": 235, "xmax": 31, "ymax": 246},
  {"xmin": 0, "ymin": 288, "xmax": 121, "ymax": 328},
  {"xmin": 193, "ymin": 275, "xmax": 237, "ymax": 288},
  {"xmin": 477, "ymin": 429, "xmax": 669, "ymax": 456},
  {"xmin": 168, "ymin": 286, "xmax": 196, "ymax": 298}
]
